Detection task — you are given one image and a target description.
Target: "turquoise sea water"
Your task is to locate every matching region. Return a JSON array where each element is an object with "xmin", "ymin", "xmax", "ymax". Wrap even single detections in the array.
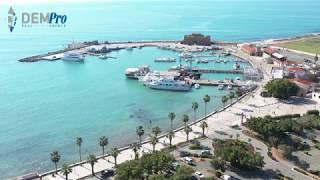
[{"xmin": 0, "ymin": 0, "xmax": 320, "ymax": 178}]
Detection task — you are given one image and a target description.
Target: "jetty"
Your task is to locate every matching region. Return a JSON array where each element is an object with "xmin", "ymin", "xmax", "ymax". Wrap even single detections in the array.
[
  {"xmin": 186, "ymin": 78, "xmax": 245, "ymax": 87},
  {"xmin": 192, "ymin": 68, "xmax": 243, "ymax": 74}
]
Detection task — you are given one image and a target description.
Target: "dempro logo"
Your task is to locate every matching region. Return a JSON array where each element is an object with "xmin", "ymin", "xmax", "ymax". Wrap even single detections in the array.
[
  {"xmin": 8, "ymin": 6, "xmax": 68, "ymax": 32},
  {"xmin": 8, "ymin": 6, "xmax": 17, "ymax": 32}
]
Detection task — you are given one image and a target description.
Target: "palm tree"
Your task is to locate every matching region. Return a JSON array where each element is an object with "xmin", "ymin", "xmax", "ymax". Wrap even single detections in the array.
[
  {"xmin": 229, "ymin": 91, "xmax": 235, "ymax": 103},
  {"xmin": 184, "ymin": 126, "xmax": 193, "ymax": 142},
  {"xmin": 235, "ymin": 87, "xmax": 242, "ymax": 99},
  {"xmin": 152, "ymin": 126, "xmax": 161, "ymax": 138},
  {"xmin": 130, "ymin": 143, "xmax": 140, "ymax": 160},
  {"xmin": 182, "ymin": 114, "xmax": 189, "ymax": 127},
  {"xmin": 136, "ymin": 126, "xmax": 145, "ymax": 145},
  {"xmin": 166, "ymin": 130, "xmax": 175, "ymax": 147},
  {"xmin": 203, "ymin": 94, "xmax": 211, "ymax": 119},
  {"xmin": 99, "ymin": 136, "xmax": 108, "ymax": 157},
  {"xmin": 50, "ymin": 151, "xmax": 61, "ymax": 174},
  {"xmin": 87, "ymin": 154, "xmax": 97, "ymax": 175},
  {"xmin": 76, "ymin": 137, "xmax": 83, "ymax": 162},
  {"xmin": 192, "ymin": 102, "xmax": 199, "ymax": 120},
  {"xmin": 150, "ymin": 136, "xmax": 158, "ymax": 152},
  {"xmin": 168, "ymin": 112, "xmax": 176, "ymax": 130},
  {"xmin": 111, "ymin": 147, "xmax": 120, "ymax": 167},
  {"xmin": 221, "ymin": 96, "xmax": 228, "ymax": 107},
  {"xmin": 200, "ymin": 121, "xmax": 208, "ymax": 137},
  {"xmin": 61, "ymin": 164, "xmax": 72, "ymax": 180}
]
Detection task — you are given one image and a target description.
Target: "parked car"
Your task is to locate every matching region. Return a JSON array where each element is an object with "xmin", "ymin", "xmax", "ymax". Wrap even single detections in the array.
[
  {"xmin": 182, "ymin": 157, "xmax": 193, "ymax": 164},
  {"xmin": 194, "ymin": 171, "xmax": 205, "ymax": 178},
  {"xmin": 100, "ymin": 169, "xmax": 115, "ymax": 179},
  {"xmin": 179, "ymin": 151, "xmax": 192, "ymax": 157}
]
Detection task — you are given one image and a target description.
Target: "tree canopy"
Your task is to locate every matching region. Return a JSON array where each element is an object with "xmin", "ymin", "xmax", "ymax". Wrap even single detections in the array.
[
  {"xmin": 115, "ymin": 152, "xmax": 175, "ymax": 180},
  {"xmin": 264, "ymin": 79, "xmax": 299, "ymax": 99},
  {"xmin": 213, "ymin": 139, "xmax": 264, "ymax": 170}
]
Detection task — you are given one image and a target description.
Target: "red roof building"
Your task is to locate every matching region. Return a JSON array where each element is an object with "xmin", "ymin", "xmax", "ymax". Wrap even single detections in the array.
[
  {"xmin": 287, "ymin": 67, "xmax": 305, "ymax": 72},
  {"xmin": 284, "ymin": 60, "xmax": 298, "ymax": 66},
  {"xmin": 264, "ymin": 48, "xmax": 274, "ymax": 55},
  {"xmin": 241, "ymin": 45, "xmax": 256, "ymax": 56},
  {"xmin": 289, "ymin": 78, "xmax": 311, "ymax": 85},
  {"xmin": 289, "ymin": 78, "xmax": 312, "ymax": 97}
]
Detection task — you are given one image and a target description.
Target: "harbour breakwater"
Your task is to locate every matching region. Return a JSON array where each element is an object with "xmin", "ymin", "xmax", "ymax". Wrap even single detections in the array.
[{"xmin": 18, "ymin": 40, "xmax": 236, "ymax": 63}]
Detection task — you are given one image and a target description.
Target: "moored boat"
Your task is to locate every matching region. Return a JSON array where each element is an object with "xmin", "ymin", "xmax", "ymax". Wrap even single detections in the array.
[
  {"xmin": 125, "ymin": 65, "xmax": 150, "ymax": 79},
  {"xmin": 63, "ymin": 52, "xmax": 85, "ymax": 62},
  {"xmin": 99, "ymin": 54, "xmax": 108, "ymax": 60},
  {"xmin": 146, "ymin": 77, "xmax": 191, "ymax": 91},
  {"xmin": 154, "ymin": 57, "xmax": 176, "ymax": 62},
  {"xmin": 218, "ymin": 84, "xmax": 224, "ymax": 90}
]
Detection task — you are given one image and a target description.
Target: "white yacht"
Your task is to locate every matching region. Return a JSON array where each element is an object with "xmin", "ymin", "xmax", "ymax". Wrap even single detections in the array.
[
  {"xmin": 227, "ymin": 84, "xmax": 233, "ymax": 90},
  {"xmin": 154, "ymin": 57, "xmax": 176, "ymax": 62},
  {"xmin": 180, "ymin": 52, "xmax": 193, "ymax": 58},
  {"xmin": 146, "ymin": 77, "xmax": 191, "ymax": 91},
  {"xmin": 63, "ymin": 52, "xmax": 85, "ymax": 62},
  {"xmin": 140, "ymin": 71, "xmax": 161, "ymax": 85}
]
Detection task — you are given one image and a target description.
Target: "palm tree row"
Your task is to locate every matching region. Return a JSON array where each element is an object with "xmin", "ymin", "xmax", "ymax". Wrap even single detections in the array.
[
  {"xmin": 50, "ymin": 94, "xmax": 214, "ymax": 179},
  {"xmin": 221, "ymin": 91, "xmax": 238, "ymax": 108},
  {"xmin": 50, "ymin": 135, "xmax": 121, "ymax": 179}
]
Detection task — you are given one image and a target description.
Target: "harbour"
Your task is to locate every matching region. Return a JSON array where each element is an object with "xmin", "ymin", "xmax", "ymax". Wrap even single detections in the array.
[{"xmin": 1, "ymin": 0, "xmax": 320, "ymax": 179}]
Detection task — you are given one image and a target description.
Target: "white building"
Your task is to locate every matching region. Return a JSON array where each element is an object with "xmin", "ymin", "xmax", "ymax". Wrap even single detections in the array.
[{"xmin": 271, "ymin": 67, "xmax": 285, "ymax": 79}]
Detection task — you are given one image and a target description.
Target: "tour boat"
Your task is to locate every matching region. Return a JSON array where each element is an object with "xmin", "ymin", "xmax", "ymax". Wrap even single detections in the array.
[
  {"xmin": 63, "ymin": 52, "xmax": 85, "ymax": 62},
  {"xmin": 146, "ymin": 77, "xmax": 191, "ymax": 91},
  {"xmin": 125, "ymin": 65, "xmax": 150, "ymax": 79}
]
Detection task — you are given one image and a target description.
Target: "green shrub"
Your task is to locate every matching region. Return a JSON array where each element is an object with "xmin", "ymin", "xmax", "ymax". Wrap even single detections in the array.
[
  {"xmin": 189, "ymin": 144, "xmax": 202, "ymax": 150},
  {"xmin": 307, "ymin": 110, "xmax": 319, "ymax": 116}
]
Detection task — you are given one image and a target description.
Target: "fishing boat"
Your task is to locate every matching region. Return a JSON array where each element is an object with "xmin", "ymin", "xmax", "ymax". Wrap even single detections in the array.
[
  {"xmin": 194, "ymin": 84, "xmax": 200, "ymax": 89},
  {"xmin": 234, "ymin": 63, "xmax": 240, "ymax": 70},
  {"xmin": 99, "ymin": 54, "xmax": 108, "ymax": 60},
  {"xmin": 218, "ymin": 84, "xmax": 224, "ymax": 90},
  {"xmin": 196, "ymin": 59, "xmax": 209, "ymax": 64},
  {"xmin": 235, "ymin": 77, "xmax": 241, "ymax": 81}
]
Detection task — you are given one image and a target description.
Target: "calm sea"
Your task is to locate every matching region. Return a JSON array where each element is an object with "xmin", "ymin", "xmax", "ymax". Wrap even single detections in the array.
[{"xmin": 0, "ymin": 0, "xmax": 319, "ymax": 178}]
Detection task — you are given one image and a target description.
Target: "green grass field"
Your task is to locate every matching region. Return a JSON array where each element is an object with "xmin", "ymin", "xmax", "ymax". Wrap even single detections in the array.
[{"xmin": 277, "ymin": 37, "xmax": 320, "ymax": 54}]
